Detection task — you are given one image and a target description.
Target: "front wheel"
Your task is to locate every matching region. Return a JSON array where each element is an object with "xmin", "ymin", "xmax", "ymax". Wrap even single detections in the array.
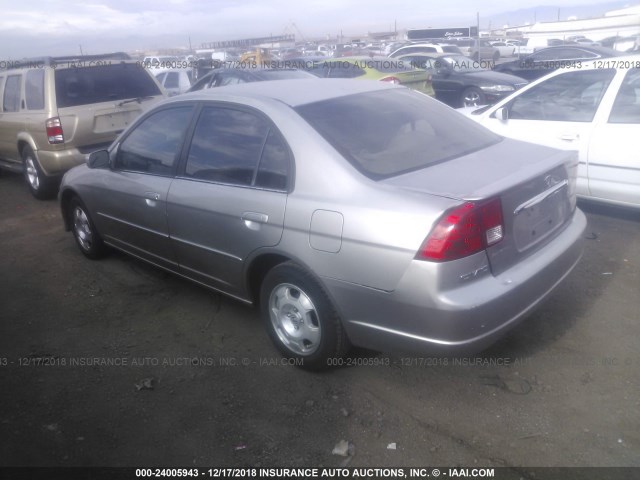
[
  {"xmin": 260, "ymin": 262, "xmax": 349, "ymax": 370},
  {"xmin": 461, "ymin": 87, "xmax": 487, "ymax": 108},
  {"xmin": 69, "ymin": 197, "xmax": 108, "ymax": 259},
  {"xmin": 22, "ymin": 146, "xmax": 56, "ymax": 200}
]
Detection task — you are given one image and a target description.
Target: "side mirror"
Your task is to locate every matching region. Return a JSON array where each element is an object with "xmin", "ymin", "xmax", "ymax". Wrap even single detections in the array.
[
  {"xmin": 495, "ymin": 107, "xmax": 508, "ymax": 121},
  {"xmin": 87, "ymin": 150, "xmax": 110, "ymax": 169}
]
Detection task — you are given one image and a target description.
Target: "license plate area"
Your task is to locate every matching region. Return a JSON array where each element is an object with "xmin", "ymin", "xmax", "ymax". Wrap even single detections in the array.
[
  {"xmin": 513, "ymin": 187, "xmax": 569, "ymax": 252},
  {"xmin": 93, "ymin": 109, "xmax": 140, "ymax": 134}
]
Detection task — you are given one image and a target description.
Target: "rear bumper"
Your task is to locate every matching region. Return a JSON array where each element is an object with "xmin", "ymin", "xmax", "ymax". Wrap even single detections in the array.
[
  {"xmin": 324, "ymin": 208, "xmax": 587, "ymax": 355},
  {"xmin": 35, "ymin": 148, "xmax": 89, "ymax": 176}
]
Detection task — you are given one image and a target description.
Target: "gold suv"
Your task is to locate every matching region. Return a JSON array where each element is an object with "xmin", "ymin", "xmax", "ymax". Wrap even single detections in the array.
[{"xmin": 0, "ymin": 53, "xmax": 166, "ymax": 198}]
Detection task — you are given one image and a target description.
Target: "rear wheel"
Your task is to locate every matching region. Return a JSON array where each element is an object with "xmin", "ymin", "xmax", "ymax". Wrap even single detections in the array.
[
  {"xmin": 22, "ymin": 146, "xmax": 56, "ymax": 199},
  {"xmin": 461, "ymin": 87, "xmax": 487, "ymax": 108},
  {"xmin": 260, "ymin": 262, "xmax": 349, "ymax": 370},
  {"xmin": 70, "ymin": 197, "xmax": 108, "ymax": 259}
]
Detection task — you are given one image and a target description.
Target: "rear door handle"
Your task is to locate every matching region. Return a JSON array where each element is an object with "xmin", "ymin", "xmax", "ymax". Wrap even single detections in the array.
[{"xmin": 242, "ymin": 212, "xmax": 268, "ymax": 230}]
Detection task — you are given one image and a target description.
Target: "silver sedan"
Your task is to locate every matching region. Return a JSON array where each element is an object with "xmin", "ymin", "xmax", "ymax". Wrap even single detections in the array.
[{"xmin": 59, "ymin": 79, "xmax": 586, "ymax": 370}]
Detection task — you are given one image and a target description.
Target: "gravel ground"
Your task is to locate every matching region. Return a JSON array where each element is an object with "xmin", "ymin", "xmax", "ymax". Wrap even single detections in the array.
[{"xmin": 0, "ymin": 170, "xmax": 639, "ymax": 470}]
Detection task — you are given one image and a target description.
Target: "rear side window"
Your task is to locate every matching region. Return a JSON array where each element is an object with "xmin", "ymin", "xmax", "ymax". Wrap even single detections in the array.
[
  {"xmin": 3, "ymin": 75, "xmax": 21, "ymax": 112},
  {"xmin": 296, "ymin": 88, "xmax": 501, "ymax": 180},
  {"xmin": 26, "ymin": 70, "xmax": 45, "ymax": 110},
  {"xmin": 185, "ymin": 107, "xmax": 268, "ymax": 185},
  {"xmin": 54, "ymin": 64, "xmax": 161, "ymax": 108},
  {"xmin": 185, "ymin": 106, "xmax": 290, "ymax": 190}
]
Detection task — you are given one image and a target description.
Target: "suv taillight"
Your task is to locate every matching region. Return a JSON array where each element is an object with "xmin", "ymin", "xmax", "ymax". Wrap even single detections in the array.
[
  {"xmin": 46, "ymin": 117, "xmax": 64, "ymax": 144},
  {"xmin": 417, "ymin": 198, "xmax": 504, "ymax": 262},
  {"xmin": 380, "ymin": 76, "xmax": 401, "ymax": 84}
]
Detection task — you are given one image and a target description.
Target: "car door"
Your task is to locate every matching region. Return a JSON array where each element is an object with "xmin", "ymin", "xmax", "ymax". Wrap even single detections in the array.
[
  {"xmin": 480, "ymin": 68, "xmax": 617, "ymax": 197},
  {"xmin": 94, "ymin": 105, "xmax": 195, "ymax": 270},
  {"xmin": 587, "ymin": 68, "xmax": 640, "ymax": 207},
  {"xmin": 167, "ymin": 104, "xmax": 289, "ymax": 297}
]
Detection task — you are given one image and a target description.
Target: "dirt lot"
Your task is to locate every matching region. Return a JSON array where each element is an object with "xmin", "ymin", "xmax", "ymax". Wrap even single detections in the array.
[{"xmin": 0, "ymin": 170, "xmax": 639, "ymax": 471}]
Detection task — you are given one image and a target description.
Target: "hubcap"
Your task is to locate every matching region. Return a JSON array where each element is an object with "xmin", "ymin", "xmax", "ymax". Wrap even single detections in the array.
[
  {"xmin": 25, "ymin": 157, "xmax": 40, "ymax": 190},
  {"xmin": 463, "ymin": 92, "xmax": 481, "ymax": 107},
  {"xmin": 269, "ymin": 283, "xmax": 321, "ymax": 356},
  {"xmin": 73, "ymin": 207, "xmax": 93, "ymax": 251}
]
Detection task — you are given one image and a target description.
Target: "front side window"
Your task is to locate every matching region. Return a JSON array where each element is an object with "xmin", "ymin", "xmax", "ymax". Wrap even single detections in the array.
[
  {"xmin": 185, "ymin": 107, "xmax": 289, "ymax": 189},
  {"xmin": 508, "ymin": 69, "xmax": 615, "ymax": 122},
  {"xmin": 3, "ymin": 75, "xmax": 22, "ymax": 112},
  {"xmin": 25, "ymin": 70, "xmax": 45, "ymax": 110},
  {"xmin": 115, "ymin": 106, "xmax": 193, "ymax": 175},
  {"xmin": 609, "ymin": 68, "xmax": 640, "ymax": 124}
]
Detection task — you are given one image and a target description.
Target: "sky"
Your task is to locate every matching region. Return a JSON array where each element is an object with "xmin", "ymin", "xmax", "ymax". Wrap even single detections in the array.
[{"xmin": 0, "ymin": 0, "xmax": 631, "ymax": 59}]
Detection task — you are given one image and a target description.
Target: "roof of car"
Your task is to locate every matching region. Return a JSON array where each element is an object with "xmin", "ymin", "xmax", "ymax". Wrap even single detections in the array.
[{"xmin": 173, "ymin": 78, "xmax": 397, "ymax": 107}]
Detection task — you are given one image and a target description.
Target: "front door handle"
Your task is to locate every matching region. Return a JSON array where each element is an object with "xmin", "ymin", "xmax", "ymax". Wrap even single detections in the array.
[
  {"xmin": 559, "ymin": 133, "xmax": 579, "ymax": 142},
  {"xmin": 144, "ymin": 192, "xmax": 161, "ymax": 200},
  {"xmin": 144, "ymin": 191, "xmax": 161, "ymax": 207}
]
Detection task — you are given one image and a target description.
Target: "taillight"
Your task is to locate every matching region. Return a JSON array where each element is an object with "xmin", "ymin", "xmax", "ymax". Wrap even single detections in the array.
[
  {"xmin": 417, "ymin": 198, "xmax": 504, "ymax": 262},
  {"xmin": 46, "ymin": 117, "xmax": 64, "ymax": 144},
  {"xmin": 380, "ymin": 76, "xmax": 401, "ymax": 84}
]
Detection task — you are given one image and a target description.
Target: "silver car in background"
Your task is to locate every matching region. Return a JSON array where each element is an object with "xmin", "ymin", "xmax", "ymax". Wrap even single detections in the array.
[{"xmin": 59, "ymin": 79, "xmax": 586, "ymax": 370}]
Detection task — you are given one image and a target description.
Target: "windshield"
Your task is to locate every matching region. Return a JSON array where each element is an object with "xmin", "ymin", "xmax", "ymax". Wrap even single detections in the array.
[
  {"xmin": 295, "ymin": 88, "xmax": 501, "ymax": 180},
  {"xmin": 440, "ymin": 55, "xmax": 486, "ymax": 72}
]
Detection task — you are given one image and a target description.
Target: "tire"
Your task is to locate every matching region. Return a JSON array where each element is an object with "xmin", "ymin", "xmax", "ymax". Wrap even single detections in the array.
[
  {"xmin": 69, "ymin": 197, "xmax": 108, "ymax": 259},
  {"xmin": 22, "ymin": 145, "xmax": 56, "ymax": 200},
  {"xmin": 461, "ymin": 87, "xmax": 487, "ymax": 108},
  {"xmin": 260, "ymin": 262, "xmax": 349, "ymax": 370}
]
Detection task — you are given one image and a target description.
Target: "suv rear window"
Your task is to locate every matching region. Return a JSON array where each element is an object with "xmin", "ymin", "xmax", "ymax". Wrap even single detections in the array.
[
  {"xmin": 54, "ymin": 63, "xmax": 161, "ymax": 108},
  {"xmin": 296, "ymin": 88, "xmax": 501, "ymax": 179}
]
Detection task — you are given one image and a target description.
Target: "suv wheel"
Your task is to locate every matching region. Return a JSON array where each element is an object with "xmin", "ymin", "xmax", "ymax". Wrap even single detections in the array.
[
  {"xmin": 260, "ymin": 262, "xmax": 349, "ymax": 370},
  {"xmin": 22, "ymin": 146, "xmax": 55, "ymax": 200}
]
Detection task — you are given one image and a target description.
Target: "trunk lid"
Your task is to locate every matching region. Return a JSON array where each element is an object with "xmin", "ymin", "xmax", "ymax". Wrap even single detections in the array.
[{"xmin": 382, "ymin": 137, "xmax": 578, "ymax": 274}]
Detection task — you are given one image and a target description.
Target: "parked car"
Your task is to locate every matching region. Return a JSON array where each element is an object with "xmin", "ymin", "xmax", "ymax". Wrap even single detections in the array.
[
  {"xmin": 187, "ymin": 67, "xmax": 315, "ymax": 91},
  {"xmin": 155, "ymin": 69, "xmax": 193, "ymax": 96},
  {"xmin": 0, "ymin": 53, "xmax": 166, "ymax": 199},
  {"xmin": 59, "ymin": 79, "xmax": 585, "ymax": 369},
  {"xmin": 489, "ymin": 41, "xmax": 516, "ymax": 57},
  {"xmin": 460, "ymin": 56, "xmax": 640, "ymax": 209},
  {"xmin": 494, "ymin": 46, "xmax": 621, "ymax": 80},
  {"xmin": 453, "ymin": 38, "xmax": 500, "ymax": 61},
  {"xmin": 389, "ymin": 43, "xmax": 463, "ymax": 57},
  {"xmin": 295, "ymin": 56, "xmax": 435, "ymax": 96},
  {"xmin": 397, "ymin": 53, "xmax": 528, "ymax": 107}
]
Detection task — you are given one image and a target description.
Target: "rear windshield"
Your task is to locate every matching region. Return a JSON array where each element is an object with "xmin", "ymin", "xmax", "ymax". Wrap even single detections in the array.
[
  {"xmin": 295, "ymin": 88, "xmax": 501, "ymax": 180},
  {"xmin": 55, "ymin": 63, "xmax": 161, "ymax": 108},
  {"xmin": 253, "ymin": 69, "xmax": 313, "ymax": 80}
]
